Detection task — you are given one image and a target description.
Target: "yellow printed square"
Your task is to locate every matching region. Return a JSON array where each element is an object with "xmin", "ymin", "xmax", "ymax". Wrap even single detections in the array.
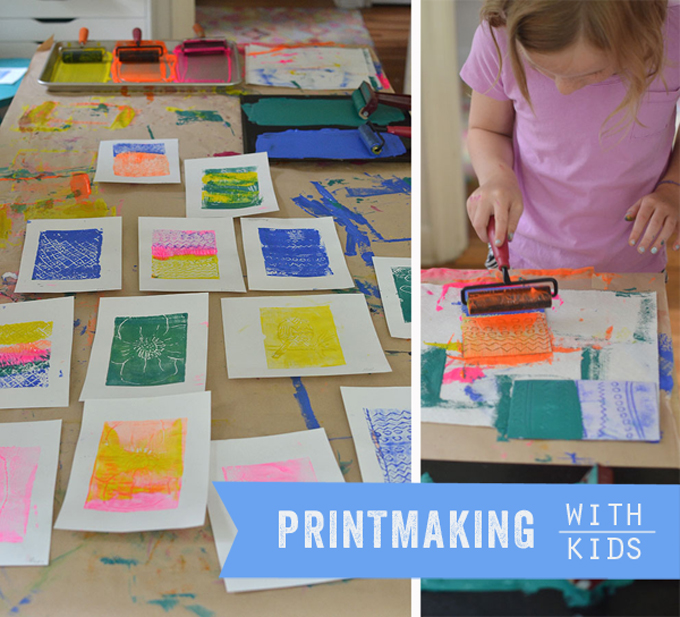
[{"xmin": 260, "ymin": 306, "xmax": 345, "ymax": 369}]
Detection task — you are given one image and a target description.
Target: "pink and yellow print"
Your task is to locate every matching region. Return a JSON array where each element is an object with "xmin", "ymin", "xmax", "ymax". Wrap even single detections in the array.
[
  {"xmin": 151, "ymin": 229, "xmax": 220, "ymax": 279},
  {"xmin": 85, "ymin": 418, "xmax": 186, "ymax": 512},
  {"xmin": 259, "ymin": 305, "xmax": 345, "ymax": 370},
  {"xmin": 0, "ymin": 446, "xmax": 40, "ymax": 543},
  {"xmin": 223, "ymin": 457, "xmax": 317, "ymax": 482}
]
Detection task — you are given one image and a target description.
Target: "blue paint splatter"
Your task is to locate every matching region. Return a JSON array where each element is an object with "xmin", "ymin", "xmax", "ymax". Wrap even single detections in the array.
[
  {"xmin": 345, "ymin": 176, "xmax": 411, "ymax": 197},
  {"xmin": 100, "ymin": 556, "xmax": 138, "ymax": 568},
  {"xmin": 291, "ymin": 377, "xmax": 320, "ymax": 429},
  {"xmin": 292, "ymin": 181, "xmax": 409, "ymax": 266},
  {"xmin": 658, "ymin": 333, "xmax": 674, "ymax": 394},
  {"xmin": 464, "ymin": 385, "xmax": 483, "ymax": 402},
  {"xmin": 33, "ymin": 228, "xmax": 103, "ymax": 280},
  {"xmin": 73, "ymin": 318, "xmax": 81, "ymax": 328},
  {"xmin": 113, "ymin": 142, "xmax": 165, "ymax": 156},
  {"xmin": 259, "ymin": 227, "xmax": 332, "ymax": 278},
  {"xmin": 353, "ymin": 277, "xmax": 380, "ymax": 298},
  {"xmin": 256, "ymin": 128, "xmax": 406, "ymax": 160}
]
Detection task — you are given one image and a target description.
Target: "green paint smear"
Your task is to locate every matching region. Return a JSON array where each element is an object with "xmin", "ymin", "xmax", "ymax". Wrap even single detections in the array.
[
  {"xmin": 242, "ymin": 98, "xmax": 406, "ymax": 128},
  {"xmin": 633, "ymin": 296, "xmax": 655, "ymax": 343},
  {"xmin": 421, "ymin": 346, "xmax": 447, "ymax": 407},
  {"xmin": 493, "ymin": 375, "xmax": 514, "ymax": 441},
  {"xmin": 506, "ymin": 380, "xmax": 583, "ymax": 440},
  {"xmin": 581, "ymin": 346, "xmax": 605, "ymax": 380},
  {"xmin": 100, "ymin": 556, "xmax": 138, "ymax": 568},
  {"xmin": 421, "ymin": 579, "xmax": 633, "ymax": 609},
  {"xmin": 391, "ymin": 266, "xmax": 411, "ymax": 323},
  {"xmin": 185, "ymin": 606, "xmax": 215, "ymax": 617},
  {"xmin": 170, "ymin": 109, "xmax": 224, "ymax": 125}
]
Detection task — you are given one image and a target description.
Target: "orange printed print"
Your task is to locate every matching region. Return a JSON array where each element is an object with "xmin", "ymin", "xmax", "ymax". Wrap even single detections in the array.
[
  {"xmin": 112, "ymin": 143, "xmax": 169, "ymax": 178},
  {"xmin": 461, "ymin": 312, "xmax": 553, "ymax": 365},
  {"xmin": 84, "ymin": 418, "xmax": 186, "ymax": 512}
]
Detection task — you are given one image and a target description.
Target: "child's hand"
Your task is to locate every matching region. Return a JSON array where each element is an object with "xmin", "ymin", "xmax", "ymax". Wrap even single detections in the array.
[
  {"xmin": 625, "ymin": 182, "xmax": 680, "ymax": 254},
  {"xmin": 466, "ymin": 171, "xmax": 524, "ymax": 245}
]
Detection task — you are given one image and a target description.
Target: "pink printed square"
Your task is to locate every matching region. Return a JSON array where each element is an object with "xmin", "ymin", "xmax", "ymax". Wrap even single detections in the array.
[
  {"xmin": 223, "ymin": 457, "xmax": 317, "ymax": 482},
  {"xmin": 0, "ymin": 446, "xmax": 40, "ymax": 543}
]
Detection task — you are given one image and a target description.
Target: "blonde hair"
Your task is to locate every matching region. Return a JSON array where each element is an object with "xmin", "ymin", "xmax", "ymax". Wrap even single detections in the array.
[{"xmin": 481, "ymin": 0, "xmax": 668, "ymax": 132}]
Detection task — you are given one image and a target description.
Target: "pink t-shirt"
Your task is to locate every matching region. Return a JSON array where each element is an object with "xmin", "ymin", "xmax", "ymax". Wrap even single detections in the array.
[{"xmin": 460, "ymin": 4, "xmax": 680, "ymax": 272}]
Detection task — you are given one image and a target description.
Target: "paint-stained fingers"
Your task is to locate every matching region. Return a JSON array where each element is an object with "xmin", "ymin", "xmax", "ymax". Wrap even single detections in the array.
[
  {"xmin": 624, "ymin": 200, "xmax": 641, "ymax": 222},
  {"xmin": 628, "ymin": 199, "xmax": 656, "ymax": 247},
  {"xmin": 650, "ymin": 217, "xmax": 678, "ymax": 255},
  {"xmin": 635, "ymin": 210, "xmax": 666, "ymax": 254}
]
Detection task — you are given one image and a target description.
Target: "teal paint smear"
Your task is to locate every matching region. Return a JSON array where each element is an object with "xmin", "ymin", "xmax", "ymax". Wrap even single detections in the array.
[
  {"xmin": 391, "ymin": 266, "xmax": 411, "ymax": 323},
  {"xmin": 493, "ymin": 375, "xmax": 513, "ymax": 441},
  {"xmin": 172, "ymin": 109, "xmax": 225, "ymax": 125},
  {"xmin": 507, "ymin": 380, "xmax": 584, "ymax": 440},
  {"xmin": 185, "ymin": 606, "xmax": 215, "ymax": 617},
  {"xmin": 146, "ymin": 125, "xmax": 155, "ymax": 139},
  {"xmin": 242, "ymin": 98, "xmax": 406, "ymax": 127},
  {"xmin": 581, "ymin": 346, "xmax": 605, "ymax": 380},
  {"xmin": 100, "ymin": 556, "xmax": 138, "ymax": 568},
  {"xmin": 147, "ymin": 594, "xmax": 196, "ymax": 613},
  {"xmin": 633, "ymin": 296, "xmax": 655, "ymax": 343},
  {"xmin": 421, "ymin": 579, "xmax": 633, "ymax": 609},
  {"xmin": 336, "ymin": 450, "xmax": 353, "ymax": 475},
  {"xmin": 421, "ymin": 346, "xmax": 447, "ymax": 407}
]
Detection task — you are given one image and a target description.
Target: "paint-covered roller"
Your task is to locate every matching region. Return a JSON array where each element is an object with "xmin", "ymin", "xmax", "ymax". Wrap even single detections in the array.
[
  {"xmin": 358, "ymin": 122, "xmax": 385, "ymax": 155},
  {"xmin": 351, "ymin": 80, "xmax": 412, "ymax": 119},
  {"xmin": 60, "ymin": 28, "xmax": 106, "ymax": 64},
  {"xmin": 461, "ymin": 218, "xmax": 558, "ymax": 315},
  {"xmin": 180, "ymin": 24, "xmax": 230, "ymax": 55},
  {"xmin": 115, "ymin": 28, "xmax": 164, "ymax": 63}
]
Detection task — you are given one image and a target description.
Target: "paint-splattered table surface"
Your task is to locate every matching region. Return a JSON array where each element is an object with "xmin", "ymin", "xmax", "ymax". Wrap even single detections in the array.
[
  {"xmin": 0, "ymin": 50, "xmax": 410, "ymax": 616},
  {"xmin": 421, "ymin": 268, "xmax": 680, "ymax": 469}
]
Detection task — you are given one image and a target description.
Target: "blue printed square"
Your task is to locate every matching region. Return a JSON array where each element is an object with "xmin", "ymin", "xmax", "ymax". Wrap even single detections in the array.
[
  {"xmin": 258, "ymin": 228, "xmax": 334, "ymax": 278},
  {"xmin": 32, "ymin": 228, "xmax": 103, "ymax": 280}
]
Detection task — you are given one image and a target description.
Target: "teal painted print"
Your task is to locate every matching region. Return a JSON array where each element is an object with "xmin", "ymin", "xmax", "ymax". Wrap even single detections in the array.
[
  {"xmin": 391, "ymin": 266, "xmax": 411, "ymax": 323},
  {"xmin": 106, "ymin": 313, "xmax": 188, "ymax": 386}
]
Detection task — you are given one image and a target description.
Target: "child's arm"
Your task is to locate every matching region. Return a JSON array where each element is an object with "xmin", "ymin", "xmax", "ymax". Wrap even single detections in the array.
[
  {"xmin": 466, "ymin": 90, "xmax": 523, "ymax": 246},
  {"xmin": 626, "ymin": 124, "xmax": 680, "ymax": 254}
]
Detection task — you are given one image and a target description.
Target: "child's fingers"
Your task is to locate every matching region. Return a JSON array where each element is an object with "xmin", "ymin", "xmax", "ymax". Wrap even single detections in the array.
[
  {"xmin": 492, "ymin": 202, "xmax": 510, "ymax": 246},
  {"xmin": 627, "ymin": 200, "xmax": 654, "ymax": 246},
  {"xmin": 624, "ymin": 200, "xmax": 641, "ymax": 222},
  {"xmin": 674, "ymin": 229, "xmax": 680, "ymax": 252},
  {"xmin": 468, "ymin": 196, "xmax": 493, "ymax": 243},
  {"xmin": 649, "ymin": 217, "xmax": 678, "ymax": 255},
  {"xmin": 636, "ymin": 210, "xmax": 666, "ymax": 253}
]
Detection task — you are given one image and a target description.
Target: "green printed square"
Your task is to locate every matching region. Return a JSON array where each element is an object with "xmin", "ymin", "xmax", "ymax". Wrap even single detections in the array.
[{"xmin": 391, "ymin": 266, "xmax": 411, "ymax": 323}]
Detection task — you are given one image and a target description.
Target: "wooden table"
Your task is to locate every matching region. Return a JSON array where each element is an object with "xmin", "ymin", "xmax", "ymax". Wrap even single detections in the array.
[
  {"xmin": 421, "ymin": 268, "xmax": 680, "ymax": 470},
  {"xmin": 0, "ymin": 49, "xmax": 411, "ymax": 616}
]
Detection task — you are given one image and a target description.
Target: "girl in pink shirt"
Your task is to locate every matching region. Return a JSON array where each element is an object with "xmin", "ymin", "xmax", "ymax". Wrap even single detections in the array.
[{"xmin": 461, "ymin": 0, "xmax": 680, "ymax": 272}]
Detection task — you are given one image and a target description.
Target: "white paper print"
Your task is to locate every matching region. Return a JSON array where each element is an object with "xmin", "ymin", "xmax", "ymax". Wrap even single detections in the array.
[
  {"xmin": 0, "ymin": 420, "xmax": 61, "ymax": 565},
  {"xmin": 245, "ymin": 45, "xmax": 379, "ymax": 90},
  {"xmin": 55, "ymin": 392, "xmax": 211, "ymax": 533},
  {"xmin": 94, "ymin": 139, "xmax": 181, "ymax": 184},
  {"xmin": 16, "ymin": 217, "xmax": 122, "ymax": 293},
  {"xmin": 185, "ymin": 153, "xmax": 279, "ymax": 218},
  {"xmin": 421, "ymin": 285, "xmax": 659, "ymax": 429},
  {"xmin": 80, "ymin": 293, "xmax": 209, "ymax": 401},
  {"xmin": 341, "ymin": 386, "xmax": 411, "ymax": 483},
  {"xmin": 0, "ymin": 67, "xmax": 27, "ymax": 85},
  {"xmin": 373, "ymin": 257, "xmax": 411, "ymax": 339},
  {"xmin": 241, "ymin": 216, "xmax": 353, "ymax": 291},
  {"xmin": 207, "ymin": 428, "xmax": 343, "ymax": 592},
  {"xmin": 0, "ymin": 296, "xmax": 74, "ymax": 409},
  {"xmin": 221, "ymin": 293, "xmax": 391, "ymax": 378},
  {"xmin": 138, "ymin": 217, "xmax": 245, "ymax": 293}
]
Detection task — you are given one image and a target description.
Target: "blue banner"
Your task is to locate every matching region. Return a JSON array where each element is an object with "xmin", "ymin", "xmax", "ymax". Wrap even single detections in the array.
[{"xmin": 214, "ymin": 482, "xmax": 680, "ymax": 579}]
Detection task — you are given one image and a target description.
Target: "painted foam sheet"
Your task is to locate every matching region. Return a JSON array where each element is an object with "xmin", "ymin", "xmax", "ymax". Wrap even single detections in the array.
[
  {"xmin": 340, "ymin": 386, "xmax": 411, "ymax": 483},
  {"xmin": 79, "ymin": 293, "xmax": 209, "ymax": 401},
  {"xmin": 241, "ymin": 216, "xmax": 353, "ymax": 291},
  {"xmin": 207, "ymin": 428, "xmax": 343, "ymax": 592},
  {"xmin": 0, "ymin": 297, "xmax": 73, "ymax": 409},
  {"xmin": 138, "ymin": 217, "xmax": 245, "ymax": 292},
  {"xmin": 16, "ymin": 217, "xmax": 122, "ymax": 293},
  {"xmin": 373, "ymin": 257, "xmax": 411, "ymax": 339},
  {"xmin": 55, "ymin": 392, "xmax": 211, "ymax": 532},
  {"xmin": 421, "ymin": 284, "xmax": 659, "ymax": 429},
  {"xmin": 0, "ymin": 420, "xmax": 61, "ymax": 566},
  {"xmin": 94, "ymin": 139, "xmax": 181, "ymax": 184},
  {"xmin": 221, "ymin": 293, "xmax": 391, "ymax": 378}
]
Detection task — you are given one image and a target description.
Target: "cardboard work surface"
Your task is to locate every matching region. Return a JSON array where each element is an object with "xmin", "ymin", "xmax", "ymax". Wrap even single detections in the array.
[
  {"xmin": 421, "ymin": 268, "xmax": 680, "ymax": 469},
  {"xmin": 0, "ymin": 51, "xmax": 410, "ymax": 616}
]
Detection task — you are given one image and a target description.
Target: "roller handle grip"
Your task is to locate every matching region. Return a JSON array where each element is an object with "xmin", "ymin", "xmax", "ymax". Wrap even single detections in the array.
[
  {"xmin": 386, "ymin": 125, "xmax": 411, "ymax": 138},
  {"xmin": 79, "ymin": 27, "xmax": 88, "ymax": 46},
  {"xmin": 133, "ymin": 27, "xmax": 142, "ymax": 46},
  {"xmin": 487, "ymin": 217, "xmax": 510, "ymax": 270},
  {"xmin": 193, "ymin": 23, "xmax": 205, "ymax": 39},
  {"xmin": 376, "ymin": 92, "xmax": 411, "ymax": 110}
]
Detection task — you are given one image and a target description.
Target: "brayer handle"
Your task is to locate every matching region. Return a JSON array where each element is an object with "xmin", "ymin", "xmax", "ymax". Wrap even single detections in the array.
[
  {"xmin": 487, "ymin": 217, "xmax": 510, "ymax": 270},
  {"xmin": 79, "ymin": 27, "xmax": 88, "ymax": 46},
  {"xmin": 132, "ymin": 27, "xmax": 142, "ymax": 46}
]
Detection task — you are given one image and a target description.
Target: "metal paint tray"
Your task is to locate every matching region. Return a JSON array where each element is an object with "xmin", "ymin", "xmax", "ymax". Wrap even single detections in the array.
[{"xmin": 38, "ymin": 39, "xmax": 242, "ymax": 91}]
